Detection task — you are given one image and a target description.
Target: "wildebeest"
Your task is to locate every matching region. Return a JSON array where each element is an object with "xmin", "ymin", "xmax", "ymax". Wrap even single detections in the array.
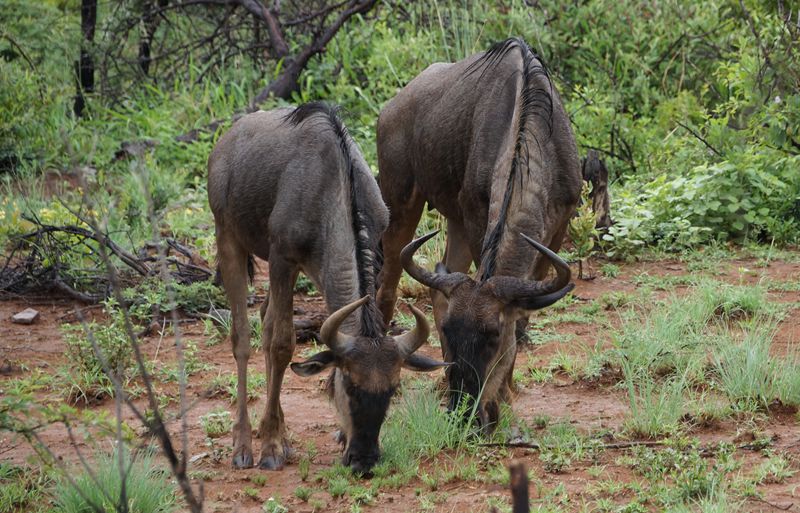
[
  {"xmin": 208, "ymin": 102, "xmax": 447, "ymax": 474},
  {"xmin": 582, "ymin": 149, "xmax": 613, "ymax": 230},
  {"xmin": 376, "ymin": 38, "xmax": 580, "ymax": 429}
]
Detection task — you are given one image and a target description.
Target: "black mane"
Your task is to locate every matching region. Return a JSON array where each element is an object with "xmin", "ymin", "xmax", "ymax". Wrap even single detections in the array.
[
  {"xmin": 466, "ymin": 38, "xmax": 554, "ymax": 282},
  {"xmin": 285, "ymin": 102, "xmax": 384, "ymax": 338}
]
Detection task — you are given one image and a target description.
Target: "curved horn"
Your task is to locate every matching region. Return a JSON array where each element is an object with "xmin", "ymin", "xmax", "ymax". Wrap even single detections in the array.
[
  {"xmin": 400, "ymin": 232, "xmax": 470, "ymax": 297},
  {"xmin": 519, "ymin": 233, "xmax": 571, "ymax": 291},
  {"xmin": 319, "ymin": 296, "xmax": 369, "ymax": 353},
  {"xmin": 487, "ymin": 233, "xmax": 572, "ymax": 309},
  {"xmin": 394, "ymin": 303, "xmax": 430, "ymax": 359}
]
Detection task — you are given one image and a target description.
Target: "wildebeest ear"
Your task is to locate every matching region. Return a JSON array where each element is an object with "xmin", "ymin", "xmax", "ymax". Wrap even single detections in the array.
[
  {"xmin": 290, "ymin": 350, "xmax": 336, "ymax": 377},
  {"xmin": 403, "ymin": 353, "xmax": 452, "ymax": 372}
]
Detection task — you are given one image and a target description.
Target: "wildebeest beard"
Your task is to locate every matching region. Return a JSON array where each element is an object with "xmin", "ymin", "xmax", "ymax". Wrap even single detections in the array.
[
  {"xmin": 442, "ymin": 316, "xmax": 498, "ymax": 421},
  {"xmin": 340, "ymin": 374, "xmax": 396, "ymax": 474}
]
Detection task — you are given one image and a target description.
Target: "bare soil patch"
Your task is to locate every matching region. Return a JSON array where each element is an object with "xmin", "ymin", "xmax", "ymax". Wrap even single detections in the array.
[{"xmin": 3, "ymin": 255, "xmax": 800, "ymax": 512}]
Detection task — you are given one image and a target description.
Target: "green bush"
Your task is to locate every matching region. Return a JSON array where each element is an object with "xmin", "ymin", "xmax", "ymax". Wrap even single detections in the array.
[{"xmin": 59, "ymin": 304, "xmax": 136, "ymax": 403}]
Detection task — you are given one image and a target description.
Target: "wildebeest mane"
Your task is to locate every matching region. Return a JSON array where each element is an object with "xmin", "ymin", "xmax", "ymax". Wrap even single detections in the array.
[
  {"xmin": 466, "ymin": 38, "xmax": 554, "ymax": 282},
  {"xmin": 285, "ymin": 102, "xmax": 384, "ymax": 338}
]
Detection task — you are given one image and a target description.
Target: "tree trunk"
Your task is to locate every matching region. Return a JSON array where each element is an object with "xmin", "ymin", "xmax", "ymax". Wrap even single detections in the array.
[
  {"xmin": 138, "ymin": 0, "xmax": 169, "ymax": 76},
  {"xmin": 74, "ymin": 0, "xmax": 97, "ymax": 117}
]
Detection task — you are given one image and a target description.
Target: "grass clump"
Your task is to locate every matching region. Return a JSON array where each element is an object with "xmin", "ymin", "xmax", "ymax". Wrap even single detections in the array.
[
  {"xmin": 698, "ymin": 280, "xmax": 771, "ymax": 322},
  {"xmin": 534, "ymin": 422, "xmax": 603, "ymax": 473},
  {"xmin": 629, "ymin": 439, "xmax": 739, "ymax": 509},
  {"xmin": 379, "ymin": 384, "xmax": 478, "ymax": 476},
  {"xmin": 600, "ymin": 263, "xmax": 621, "ymax": 278},
  {"xmin": 293, "ymin": 486, "xmax": 312, "ymax": 502},
  {"xmin": 199, "ymin": 408, "xmax": 232, "ymax": 438},
  {"xmin": 622, "ymin": 372, "xmax": 690, "ymax": 438},
  {"xmin": 54, "ymin": 446, "xmax": 177, "ymax": 513},
  {"xmin": 262, "ymin": 496, "xmax": 288, "ymax": 513},
  {"xmin": 0, "ymin": 463, "xmax": 51, "ymax": 513},
  {"xmin": 207, "ymin": 371, "xmax": 267, "ymax": 403},
  {"xmin": 711, "ymin": 317, "xmax": 800, "ymax": 411},
  {"xmin": 59, "ymin": 305, "xmax": 135, "ymax": 405}
]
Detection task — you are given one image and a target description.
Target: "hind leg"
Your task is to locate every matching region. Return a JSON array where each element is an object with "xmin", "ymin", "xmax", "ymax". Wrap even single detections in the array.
[
  {"xmin": 216, "ymin": 231, "xmax": 254, "ymax": 469},
  {"xmin": 257, "ymin": 255, "xmax": 298, "ymax": 470},
  {"xmin": 377, "ymin": 188, "xmax": 425, "ymax": 325}
]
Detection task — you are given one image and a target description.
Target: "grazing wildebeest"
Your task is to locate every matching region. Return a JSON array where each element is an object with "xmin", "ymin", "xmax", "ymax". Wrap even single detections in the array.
[
  {"xmin": 582, "ymin": 149, "xmax": 613, "ymax": 230},
  {"xmin": 208, "ymin": 102, "xmax": 447, "ymax": 474},
  {"xmin": 376, "ymin": 38, "xmax": 581, "ymax": 430}
]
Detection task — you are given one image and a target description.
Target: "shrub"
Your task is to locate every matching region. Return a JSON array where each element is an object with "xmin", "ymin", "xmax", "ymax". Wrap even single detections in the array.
[{"xmin": 59, "ymin": 305, "xmax": 135, "ymax": 404}]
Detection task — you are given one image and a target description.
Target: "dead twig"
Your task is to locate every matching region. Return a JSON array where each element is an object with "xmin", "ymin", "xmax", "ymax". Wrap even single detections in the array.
[
  {"xmin": 747, "ymin": 496, "xmax": 794, "ymax": 511},
  {"xmin": 677, "ymin": 121, "xmax": 722, "ymax": 157}
]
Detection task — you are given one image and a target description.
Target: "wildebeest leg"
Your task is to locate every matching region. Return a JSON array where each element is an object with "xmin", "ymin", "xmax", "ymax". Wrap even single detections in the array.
[
  {"xmin": 432, "ymin": 220, "xmax": 473, "ymax": 359},
  {"xmin": 259, "ymin": 295, "xmax": 269, "ymax": 321},
  {"xmin": 258, "ymin": 256, "xmax": 298, "ymax": 470},
  {"xmin": 377, "ymin": 189, "xmax": 425, "ymax": 324},
  {"xmin": 504, "ymin": 221, "xmax": 572, "ymax": 399},
  {"xmin": 217, "ymin": 232, "xmax": 254, "ymax": 469}
]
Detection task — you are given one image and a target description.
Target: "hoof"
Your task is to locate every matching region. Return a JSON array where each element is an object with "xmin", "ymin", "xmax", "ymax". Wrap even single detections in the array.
[
  {"xmin": 258, "ymin": 454, "xmax": 286, "ymax": 470},
  {"xmin": 258, "ymin": 440, "xmax": 292, "ymax": 470},
  {"xmin": 232, "ymin": 450, "xmax": 254, "ymax": 469}
]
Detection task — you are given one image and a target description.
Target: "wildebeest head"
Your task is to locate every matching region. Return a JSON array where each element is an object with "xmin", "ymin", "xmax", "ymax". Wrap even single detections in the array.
[
  {"xmin": 582, "ymin": 150, "xmax": 613, "ymax": 230},
  {"xmin": 290, "ymin": 296, "xmax": 447, "ymax": 475},
  {"xmin": 401, "ymin": 232, "xmax": 573, "ymax": 431}
]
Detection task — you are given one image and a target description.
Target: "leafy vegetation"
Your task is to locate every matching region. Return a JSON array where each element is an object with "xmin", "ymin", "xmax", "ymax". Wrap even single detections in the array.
[
  {"xmin": 2, "ymin": 1, "xmax": 800, "ymax": 512},
  {"xmin": 59, "ymin": 304, "xmax": 137, "ymax": 404},
  {"xmin": 54, "ymin": 446, "xmax": 177, "ymax": 513}
]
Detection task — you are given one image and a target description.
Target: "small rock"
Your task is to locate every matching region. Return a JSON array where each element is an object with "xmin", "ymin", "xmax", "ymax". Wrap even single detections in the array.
[
  {"xmin": 189, "ymin": 452, "xmax": 209, "ymax": 464},
  {"xmin": 12, "ymin": 308, "xmax": 39, "ymax": 325}
]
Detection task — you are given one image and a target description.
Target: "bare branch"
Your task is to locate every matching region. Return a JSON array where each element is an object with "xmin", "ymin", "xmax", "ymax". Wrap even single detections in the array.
[
  {"xmin": 677, "ymin": 121, "xmax": 723, "ymax": 157},
  {"xmin": 251, "ymin": 0, "xmax": 379, "ymax": 105}
]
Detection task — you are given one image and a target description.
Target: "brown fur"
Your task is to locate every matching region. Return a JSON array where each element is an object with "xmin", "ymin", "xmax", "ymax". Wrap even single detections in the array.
[
  {"xmin": 376, "ymin": 39, "xmax": 581, "ymax": 429},
  {"xmin": 208, "ymin": 104, "xmax": 445, "ymax": 473}
]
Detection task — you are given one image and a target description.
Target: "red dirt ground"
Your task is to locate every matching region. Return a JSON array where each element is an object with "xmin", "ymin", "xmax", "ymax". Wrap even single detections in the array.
[{"xmin": 2, "ymin": 256, "xmax": 800, "ymax": 512}]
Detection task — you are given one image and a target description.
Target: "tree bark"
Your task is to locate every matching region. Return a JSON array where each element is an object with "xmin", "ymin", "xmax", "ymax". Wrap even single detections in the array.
[
  {"xmin": 74, "ymin": 0, "xmax": 97, "ymax": 117},
  {"xmin": 175, "ymin": 0, "xmax": 379, "ymax": 142},
  {"xmin": 250, "ymin": 0, "xmax": 379, "ymax": 106},
  {"xmin": 139, "ymin": 0, "xmax": 169, "ymax": 76}
]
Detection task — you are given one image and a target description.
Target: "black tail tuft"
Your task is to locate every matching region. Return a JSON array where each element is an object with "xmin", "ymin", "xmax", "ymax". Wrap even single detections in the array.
[{"xmin": 213, "ymin": 254, "xmax": 256, "ymax": 286}]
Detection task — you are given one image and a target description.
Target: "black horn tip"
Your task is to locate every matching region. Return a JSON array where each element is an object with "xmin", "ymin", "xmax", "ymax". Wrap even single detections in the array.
[
  {"xmin": 518, "ymin": 232, "xmax": 550, "ymax": 254},
  {"xmin": 519, "ymin": 233, "xmax": 569, "ymax": 270},
  {"xmin": 415, "ymin": 230, "xmax": 441, "ymax": 246},
  {"xmin": 400, "ymin": 231, "xmax": 440, "ymax": 262}
]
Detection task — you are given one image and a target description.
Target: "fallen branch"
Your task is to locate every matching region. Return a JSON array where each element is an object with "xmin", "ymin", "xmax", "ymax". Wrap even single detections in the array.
[
  {"xmin": 1, "ymin": 217, "xmax": 214, "ymax": 303},
  {"xmin": 479, "ymin": 440, "xmax": 667, "ymax": 450},
  {"xmin": 747, "ymin": 496, "xmax": 793, "ymax": 511},
  {"xmin": 481, "ymin": 438, "xmax": 774, "ymax": 453}
]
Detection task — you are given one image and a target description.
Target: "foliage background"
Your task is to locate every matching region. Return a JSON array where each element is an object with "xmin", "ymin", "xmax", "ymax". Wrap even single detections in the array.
[{"xmin": 1, "ymin": 0, "xmax": 799, "ymax": 262}]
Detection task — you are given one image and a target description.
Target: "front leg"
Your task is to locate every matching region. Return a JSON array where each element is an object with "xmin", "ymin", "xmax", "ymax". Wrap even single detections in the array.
[
  {"xmin": 258, "ymin": 258, "xmax": 298, "ymax": 470},
  {"xmin": 432, "ymin": 220, "xmax": 475, "ymax": 359}
]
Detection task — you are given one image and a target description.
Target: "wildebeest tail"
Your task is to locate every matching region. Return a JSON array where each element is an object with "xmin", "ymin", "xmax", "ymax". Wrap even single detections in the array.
[
  {"xmin": 285, "ymin": 102, "xmax": 384, "ymax": 338},
  {"xmin": 213, "ymin": 254, "xmax": 255, "ymax": 286},
  {"xmin": 467, "ymin": 38, "xmax": 553, "ymax": 281}
]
